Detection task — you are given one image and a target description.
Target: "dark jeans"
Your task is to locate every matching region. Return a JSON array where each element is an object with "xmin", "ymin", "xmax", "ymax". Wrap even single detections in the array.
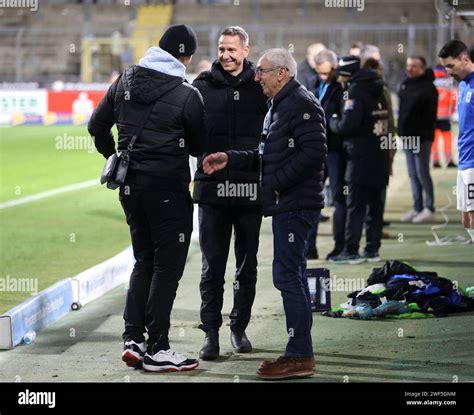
[
  {"xmin": 306, "ymin": 216, "xmax": 319, "ymax": 254},
  {"xmin": 405, "ymin": 140, "xmax": 435, "ymax": 212},
  {"xmin": 345, "ymin": 184, "xmax": 385, "ymax": 255},
  {"xmin": 272, "ymin": 209, "xmax": 320, "ymax": 357},
  {"xmin": 327, "ymin": 150, "xmax": 347, "ymax": 250},
  {"xmin": 199, "ymin": 204, "xmax": 262, "ymax": 333},
  {"xmin": 120, "ymin": 187, "xmax": 193, "ymax": 348}
]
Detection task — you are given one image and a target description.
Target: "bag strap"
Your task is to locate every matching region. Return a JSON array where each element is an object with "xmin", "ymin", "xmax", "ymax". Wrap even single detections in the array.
[
  {"xmin": 122, "ymin": 78, "xmax": 184, "ymax": 154},
  {"xmin": 126, "ymin": 104, "xmax": 154, "ymax": 153}
]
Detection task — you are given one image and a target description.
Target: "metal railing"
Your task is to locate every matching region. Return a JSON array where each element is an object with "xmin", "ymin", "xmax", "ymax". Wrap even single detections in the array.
[{"xmin": 0, "ymin": 22, "xmax": 470, "ymax": 87}]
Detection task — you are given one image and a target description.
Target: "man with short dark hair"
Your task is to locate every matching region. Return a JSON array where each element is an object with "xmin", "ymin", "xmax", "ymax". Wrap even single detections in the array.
[
  {"xmin": 439, "ymin": 40, "xmax": 474, "ymax": 242},
  {"xmin": 192, "ymin": 26, "xmax": 268, "ymax": 360},
  {"xmin": 89, "ymin": 24, "xmax": 206, "ymax": 372},
  {"xmin": 398, "ymin": 56, "xmax": 438, "ymax": 224}
]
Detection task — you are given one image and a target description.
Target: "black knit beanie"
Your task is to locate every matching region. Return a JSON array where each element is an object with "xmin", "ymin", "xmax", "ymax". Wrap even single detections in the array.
[{"xmin": 159, "ymin": 24, "xmax": 198, "ymax": 59}]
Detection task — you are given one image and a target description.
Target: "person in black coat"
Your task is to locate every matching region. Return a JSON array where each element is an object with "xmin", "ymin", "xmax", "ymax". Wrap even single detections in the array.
[
  {"xmin": 191, "ymin": 26, "xmax": 268, "ymax": 360},
  {"xmin": 202, "ymin": 48, "xmax": 327, "ymax": 380},
  {"xmin": 398, "ymin": 57, "xmax": 438, "ymax": 224},
  {"xmin": 329, "ymin": 58, "xmax": 390, "ymax": 264},
  {"xmin": 88, "ymin": 25, "xmax": 206, "ymax": 372},
  {"xmin": 312, "ymin": 49, "xmax": 345, "ymax": 260}
]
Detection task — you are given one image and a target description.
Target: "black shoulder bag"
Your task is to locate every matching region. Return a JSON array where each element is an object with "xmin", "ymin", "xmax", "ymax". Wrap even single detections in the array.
[{"xmin": 100, "ymin": 105, "xmax": 153, "ymax": 190}]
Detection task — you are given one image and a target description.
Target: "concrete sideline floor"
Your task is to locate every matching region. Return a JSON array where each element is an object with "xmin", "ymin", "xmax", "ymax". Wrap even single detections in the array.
[{"xmin": 0, "ymin": 155, "xmax": 473, "ymax": 383}]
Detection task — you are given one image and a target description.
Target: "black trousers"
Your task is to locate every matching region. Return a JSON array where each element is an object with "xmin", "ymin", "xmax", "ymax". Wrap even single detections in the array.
[
  {"xmin": 345, "ymin": 183, "xmax": 386, "ymax": 255},
  {"xmin": 199, "ymin": 204, "xmax": 262, "ymax": 333},
  {"xmin": 120, "ymin": 186, "xmax": 193, "ymax": 348}
]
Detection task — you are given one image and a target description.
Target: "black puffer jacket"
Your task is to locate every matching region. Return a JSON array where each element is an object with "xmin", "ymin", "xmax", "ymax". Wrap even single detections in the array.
[
  {"xmin": 88, "ymin": 64, "xmax": 206, "ymax": 184},
  {"xmin": 329, "ymin": 68, "xmax": 390, "ymax": 189},
  {"xmin": 320, "ymin": 80, "xmax": 344, "ymax": 152},
  {"xmin": 192, "ymin": 60, "xmax": 267, "ymax": 205},
  {"xmin": 398, "ymin": 69, "xmax": 438, "ymax": 142},
  {"xmin": 226, "ymin": 79, "xmax": 327, "ymax": 217}
]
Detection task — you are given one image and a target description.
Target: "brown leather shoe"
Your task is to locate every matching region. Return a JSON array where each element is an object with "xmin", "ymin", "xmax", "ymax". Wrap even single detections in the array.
[{"xmin": 257, "ymin": 356, "xmax": 315, "ymax": 380}]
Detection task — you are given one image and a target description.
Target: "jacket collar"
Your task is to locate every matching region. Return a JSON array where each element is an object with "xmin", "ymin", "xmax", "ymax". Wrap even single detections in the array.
[
  {"xmin": 272, "ymin": 78, "xmax": 300, "ymax": 107},
  {"xmin": 208, "ymin": 59, "xmax": 256, "ymax": 87}
]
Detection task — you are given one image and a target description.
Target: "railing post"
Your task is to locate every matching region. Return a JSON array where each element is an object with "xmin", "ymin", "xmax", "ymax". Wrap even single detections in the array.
[{"xmin": 15, "ymin": 27, "xmax": 25, "ymax": 82}]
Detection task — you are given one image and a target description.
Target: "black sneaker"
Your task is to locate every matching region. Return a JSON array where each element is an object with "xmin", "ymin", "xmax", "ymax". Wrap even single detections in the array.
[
  {"xmin": 325, "ymin": 247, "xmax": 343, "ymax": 260},
  {"xmin": 363, "ymin": 251, "xmax": 381, "ymax": 263},
  {"xmin": 329, "ymin": 250, "xmax": 365, "ymax": 265},
  {"xmin": 143, "ymin": 348, "xmax": 199, "ymax": 372},
  {"xmin": 121, "ymin": 338, "xmax": 146, "ymax": 368},
  {"xmin": 447, "ymin": 161, "xmax": 457, "ymax": 168}
]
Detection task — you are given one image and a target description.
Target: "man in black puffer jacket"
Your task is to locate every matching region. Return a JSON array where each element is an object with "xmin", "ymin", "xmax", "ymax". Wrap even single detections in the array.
[
  {"xmin": 202, "ymin": 48, "xmax": 327, "ymax": 380},
  {"xmin": 88, "ymin": 25, "xmax": 206, "ymax": 373},
  {"xmin": 329, "ymin": 57, "xmax": 390, "ymax": 265},
  {"xmin": 191, "ymin": 26, "xmax": 268, "ymax": 361}
]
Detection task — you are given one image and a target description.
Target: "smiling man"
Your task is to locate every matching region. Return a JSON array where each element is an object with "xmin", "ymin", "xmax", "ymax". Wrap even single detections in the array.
[
  {"xmin": 202, "ymin": 48, "xmax": 327, "ymax": 379},
  {"xmin": 192, "ymin": 26, "xmax": 267, "ymax": 360}
]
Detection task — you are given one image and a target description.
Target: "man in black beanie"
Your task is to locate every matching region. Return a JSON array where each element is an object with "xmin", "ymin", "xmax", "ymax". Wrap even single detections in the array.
[
  {"xmin": 88, "ymin": 24, "xmax": 206, "ymax": 372},
  {"xmin": 159, "ymin": 24, "xmax": 198, "ymax": 59},
  {"xmin": 329, "ymin": 55, "xmax": 390, "ymax": 265}
]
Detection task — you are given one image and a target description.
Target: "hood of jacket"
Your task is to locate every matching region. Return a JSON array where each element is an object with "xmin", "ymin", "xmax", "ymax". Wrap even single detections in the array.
[
  {"xmin": 349, "ymin": 68, "xmax": 384, "ymax": 98},
  {"xmin": 401, "ymin": 68, "xmax": 436, "ymax": 89},
  {"xmin": 121, "ymin": 47, "xmax": 185, "ymax": 104}
]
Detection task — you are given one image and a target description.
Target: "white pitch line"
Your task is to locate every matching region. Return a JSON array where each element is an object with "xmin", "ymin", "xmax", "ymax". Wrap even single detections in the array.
[{"xmin": 0, "ymin": 179, "xmax": 100, "ymax": 209}]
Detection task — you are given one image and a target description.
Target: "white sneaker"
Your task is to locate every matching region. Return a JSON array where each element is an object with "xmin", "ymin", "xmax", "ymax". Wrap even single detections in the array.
[
  {"xmin": 412, "ymin": 208, "xmax": 435, "ymax": 223},
  {"xmin": 143, "ymin": 349, "xmax": 199, "ymax": 372},
  {"xmin": 401, "ymin": 209, "xmax": 419, "ymax": 223},
  {"xmin": 122, "ymin": 339, "xmax": 147, "ymax": 368}
]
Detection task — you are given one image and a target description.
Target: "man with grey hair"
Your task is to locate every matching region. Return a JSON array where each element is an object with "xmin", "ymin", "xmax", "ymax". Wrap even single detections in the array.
[
  {"xmin": 202, "ymin": 48, "xmax": 327, "ymax": 379},
  {"xmin": 192, "ymin": 26, "xmax": 267, "ymax": 360},
  {"xmin": 360, "ymin": 44, "xmax": 381, "ymax": 65},
  {"xmin": 297, "ymin": 42, "xmax": 326, "ymax": 92}
]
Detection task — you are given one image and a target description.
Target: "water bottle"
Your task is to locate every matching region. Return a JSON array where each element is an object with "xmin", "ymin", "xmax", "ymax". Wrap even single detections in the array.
[{"xmin": 23, "ymin": 330, "xmax": 36, "ymax": 345}]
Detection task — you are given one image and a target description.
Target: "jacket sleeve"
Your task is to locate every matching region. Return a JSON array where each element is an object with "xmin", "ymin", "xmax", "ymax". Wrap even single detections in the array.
[
  {"xmin": 329, "ymin": 92, "xmax": 364, "ymax": 137},
  {"xmin": 226, "ymin": 149, "xmax": 259, "ymax": 172},
  {"xmin": 421, "ymin": 85, "xmax": 438, "ymax": 137},
  {"xmin": 183, "ymin": 88, "xmax": 207, "ymax": 158},
  {"xmin": 88, "ymin": 77, "xmax": 120, "ymax": 159},
  {"xmin": 271, "ymin": 99, "xmax": 327, "ymax": 194}
]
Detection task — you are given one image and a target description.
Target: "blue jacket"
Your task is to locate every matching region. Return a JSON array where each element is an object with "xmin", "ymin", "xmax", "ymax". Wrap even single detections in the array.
[{"xmin": 458, "ymin": 71, "xmax": 474, "ymax": 170}]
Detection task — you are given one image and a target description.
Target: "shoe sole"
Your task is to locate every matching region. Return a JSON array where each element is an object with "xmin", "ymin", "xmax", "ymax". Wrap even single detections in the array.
[
  {"xmin": 366, "ymin": 257, "xmax": 381, "ymax": 263},
  {"xmin": 329, "ymin": 258, "xmax": 366, "ymax": 265},
  {"xmin": 256, "ymin": 370, "xmax": 315, "ymax": 380},
  {"xmin": 232, "ymin": 347, "xmax": 252, "ymax": 353},
  {"xmin": 200, "ymin": 354, "xmax": 219, "ymax": 361},
  {"xmin": 142, "ymin": 362, "xmax": 199, "ymax": 372},
  {"xmin": 121, "ymin": 351, "xmax": 143, "ymax": 368},
  {"xmin": 348, "ymin": 258, "xmax": 366, "ymax": 265},
  {"xmin": 329, "ymin": 259, "xmax": 350, "ymax": 264}
]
